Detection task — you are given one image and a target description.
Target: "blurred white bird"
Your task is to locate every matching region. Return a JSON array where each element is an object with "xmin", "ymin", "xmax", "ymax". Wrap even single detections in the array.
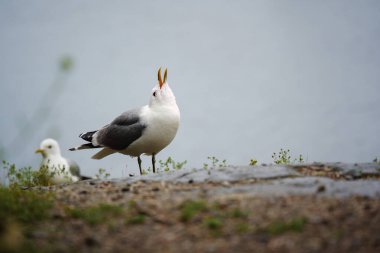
[
  {"xmin": 69, "ymin": 68, "xmax": 180, "ymax": 175},
  {"xmin": 36, "ymin": 138, "xmax": 83, "ymax": 184}
]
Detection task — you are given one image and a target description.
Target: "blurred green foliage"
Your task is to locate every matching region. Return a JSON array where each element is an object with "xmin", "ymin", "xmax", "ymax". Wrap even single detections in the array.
[
  {"xmin": 2, "ymin": 56, "xmax": 74, "ymax": 168},
  {"xmin": 69, "ymin": 204, "xmax": 123, "ymax": 225},
  {"xmin": 0, "ymin": 187, "xmax": 53, "ymax": 223},
  {"xmin": 180, "ymin": 200, "xmax": 207, "ymax": 222},
  {"xmin": 59, "ymin": 56, "xmax": 73, "ymax": 72},
  {"xmin": 3, "ymin": 161, "xmax": 55, "ymax": 188},
  {"xmin": 204, "ymin": 216, "xmax": 223, "ymax": 230},
  {"xmin": 264, "ymin": 217, "xmax": 307, "ymax": 235},
  {"xmin": 0, "ymin": 186, "xmax": 54, "ymax": 253}
]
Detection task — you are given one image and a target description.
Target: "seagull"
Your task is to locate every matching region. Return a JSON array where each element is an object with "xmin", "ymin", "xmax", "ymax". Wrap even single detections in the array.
[
  {"xmin": 69, "ymin": 68, "xmax": 180, "ymax": 175},
  {"xmin": 35, "ymin": 138, "xmax": 82, "ymax": 184}
]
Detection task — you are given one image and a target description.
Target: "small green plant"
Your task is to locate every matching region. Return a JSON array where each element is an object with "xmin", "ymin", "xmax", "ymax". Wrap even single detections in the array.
[
  {"xmin": 230, "ymin": 208, "xmax": 249, "ymax": 219},
  {"xmin": 272, "ymin": 149, "xmax": 304, "ymax": 164},
  {"xmin": 141, "ymin": 167, "xmax": 152, "ymax": 175},
  {"xmin": 125, "ymin": 200, "xmax": 147, "ymax": 225},
  {"xmin": 69, "ymin": 204, "xmax": 123, "ymax": 225},
  {"xmin": 5, "ymin": 162, "xmax": 34, "ymax": 187},
  {"xmin": 204, "ymin": 216, "xmax": 223, "ymax": 230},
  {"xmin": 158, "ymin": 156, "xmax": 187, "ymax": 172},
  {"xmin": 3, "ymin": 161, "xmax": 56, "ymax": 187},
  {"xmin": 178, "ymin": 199, "xmax": 253, "ymax": 236},
  {"xmin": 95, "ymin": 168, "xmax": 110, "ymax": 180},
  {"xmin": 235, "ymin": 223, "xmax": 251, "ymax": 233},
  {"xmin": 296, "ymin": 154, "xmax": 304, "ymax": 163},
  {"xmin": 126, "ymin": 214, "xmax": 145, "ymax": 225},
  {"xmin": 180, "ymin": 200, "xmax": 207, "ymax": 222},
  {"xmin": 203, "ymin": 156, "xmax": 228, "ymax": 169},
  {"xmin": 264, "ymin": 217, "xmax": 307, "ymax": 235},
  {"xmin": 272, "ymin": 149, "xmax": 291, "ymax": 164},
  {"xmin": 249, "ymin": 159, "xmax": 258, "ymax": 166}
]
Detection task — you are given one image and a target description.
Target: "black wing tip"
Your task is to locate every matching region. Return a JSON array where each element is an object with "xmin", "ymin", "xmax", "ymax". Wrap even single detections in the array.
[
  {"xmin": 68, "ymin": 147, "xmax": 76, "ymax": 151},
  {"xmin": 79, "ymin": 131, "xmax": 97, "ymax": 142}
]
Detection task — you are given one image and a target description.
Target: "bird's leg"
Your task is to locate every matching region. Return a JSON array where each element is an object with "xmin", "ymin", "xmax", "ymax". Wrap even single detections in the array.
[
  {"xmin": 137, "ymin": 156, "xmax": 143, "ymax": 175},
  {"xmin": 152, "ymin": 154, "xmax": 156, "ymax": 173}
]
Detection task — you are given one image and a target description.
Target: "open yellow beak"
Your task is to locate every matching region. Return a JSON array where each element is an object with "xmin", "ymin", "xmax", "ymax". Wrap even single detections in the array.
[{"xmin": 158, "ymin": 67, "xmax": 168, "ymax": 89}]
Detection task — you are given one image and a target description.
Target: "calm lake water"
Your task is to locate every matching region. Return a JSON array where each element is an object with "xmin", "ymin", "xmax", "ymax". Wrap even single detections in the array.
[{"xmin": 1, "ymin": 1, "xmax": 379, "ymax": 178}]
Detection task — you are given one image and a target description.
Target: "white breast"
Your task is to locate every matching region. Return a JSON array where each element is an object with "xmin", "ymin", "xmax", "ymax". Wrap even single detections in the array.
[
  {"xmin": 123, "ymin": 104, "xmax": 180, "ymax": 156},
  {"xmin": 42, "ymin": 156, "xmax": 78, "ymax": 183}
]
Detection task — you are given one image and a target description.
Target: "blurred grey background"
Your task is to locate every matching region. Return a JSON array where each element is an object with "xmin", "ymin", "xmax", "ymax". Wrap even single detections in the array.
[{"xmin": 1, "ymin": 0, "xmax": 379, "ymax": 178}]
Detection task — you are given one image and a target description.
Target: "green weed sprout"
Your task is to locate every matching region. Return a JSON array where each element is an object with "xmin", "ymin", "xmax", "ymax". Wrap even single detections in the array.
[
  {"xmin": 272, "ymin": 149, "xmax": 304, "ymax": 164},
  {"xmin": 95, "ymin": 168, "xmax": 110, "ymax": 180},
  {"xmin": 141, "ymin": 157, "xmax": 187, "ymax": 174},
  {"xmin": 203, "ymin": 156, "xmax": 228, "ymax": 169},
  {"xmin": 158, "ymin": 156, "xmax": 187, "ymax": 172},
  {"xmin": 249, "ymin": 159, "xmax": 258, "ymax": 166}
]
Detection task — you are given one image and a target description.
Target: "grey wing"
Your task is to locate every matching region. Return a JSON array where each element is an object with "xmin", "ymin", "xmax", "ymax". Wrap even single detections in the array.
[
  {"xmin": 95, "ymin": 108, "xmax": 146, "ymax": 150},
  {"xmin": 67, "ymin": 159, "xmax": 80, "ymax": 177}
]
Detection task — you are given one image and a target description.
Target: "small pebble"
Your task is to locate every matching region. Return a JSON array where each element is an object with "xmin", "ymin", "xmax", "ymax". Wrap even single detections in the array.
[
  {"xmin": 85, "ymin": 236, "xmax": 100, "ymax": 247},
  {"xmin": 316, "ymin": 185, "xmax": 326, "ymax": 193},
  {"xmin": 121, "ymin": 187, "xmax": 130, "ymax": 192}
]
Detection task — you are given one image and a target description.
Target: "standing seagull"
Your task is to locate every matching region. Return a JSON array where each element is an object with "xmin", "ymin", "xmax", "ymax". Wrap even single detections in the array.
[
  {"xmin": 36, "ymin": 138, "xmax": 81, "ymax": 184},
  {"xmin": 69, "ymin": 68, "xmax": 180, "ymax": 175}
]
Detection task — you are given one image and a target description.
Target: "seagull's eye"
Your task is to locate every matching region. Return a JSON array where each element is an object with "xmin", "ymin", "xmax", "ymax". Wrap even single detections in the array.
[
  {"xmin": 48, "ymin": 145, "xmax": 52, "ymax": 149},
  {"xmin": 153, "ymin": 91, "xmax": 157, "ymax": 97}
]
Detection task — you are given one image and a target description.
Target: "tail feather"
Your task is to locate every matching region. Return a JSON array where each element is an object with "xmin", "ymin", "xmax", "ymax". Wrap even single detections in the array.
[
  {"xmin": 69, "ymin": 143, "xmax": 100, "ymax": 151},
  {"xmin": 92, "ymin": 148, "xmax": 115, "ymax": 160},
  {"xmin": 79, "ymin": 131, "xmax": 97, "ymax": 142}
]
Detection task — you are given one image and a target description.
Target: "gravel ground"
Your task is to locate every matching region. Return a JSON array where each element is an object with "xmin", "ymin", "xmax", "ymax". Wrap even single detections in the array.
[{"xmin": 4, "ymin": 163, "xmax": 380, "ymax": 253}]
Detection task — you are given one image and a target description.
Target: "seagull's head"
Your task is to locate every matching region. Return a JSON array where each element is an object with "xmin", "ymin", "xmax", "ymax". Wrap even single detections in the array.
[
  {"xmin": 149, "ymin": 67, "xmax": 177, "ymax": 107},
  {"xmin": 35, "ymin": 138, "xmax": 61, "ymax": 158}
]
